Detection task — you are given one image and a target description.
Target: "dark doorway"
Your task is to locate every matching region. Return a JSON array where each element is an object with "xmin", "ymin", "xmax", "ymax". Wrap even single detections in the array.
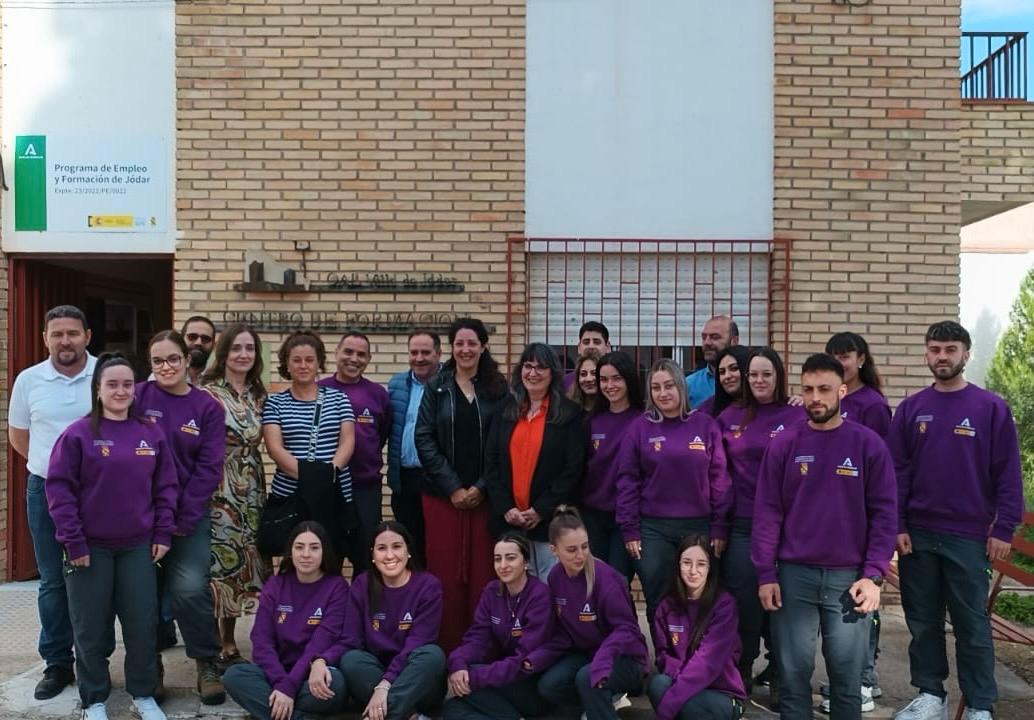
[{"xmin": 5, "ymin": 255, "xmax": 173, "ymax": 580}]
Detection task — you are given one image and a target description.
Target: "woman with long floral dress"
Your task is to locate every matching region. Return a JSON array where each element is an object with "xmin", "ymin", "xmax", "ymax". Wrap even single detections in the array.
[{"xmin": 202, "ymin": 323, "xmax": 270, "ymax": 664}]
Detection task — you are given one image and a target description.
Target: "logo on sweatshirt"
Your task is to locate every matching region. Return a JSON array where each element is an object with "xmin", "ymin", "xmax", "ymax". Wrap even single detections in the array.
[
  {"xmin": 307, "ymin": 607, "xmax": 323, "ymax": 626},
  {"xmin": 511, "ymin": 617, "xmax": 524, "ymax": 638},
  {"xmin": 591, "ymin": 433, "xmax": 605, "ymax": 450},
  {"xmin": 372, "ymin": 612, "xmax": 386, "ymax": 632},
  {"xmin": 770, "ymin": 424, "xmax": 786, "ymax": 438},
  {"xmin": 135, "ymin": 440, "xmax": 156, "ymax": 457},
  {"xmin": 668, "ymin": 623, "xmax": 684, "ymax": 646},
  {"xmin": 490, "ymin": 615, "xmax": 502, "ymax": 625},
  {"xmin": 649, "ymin": 435, "xmax": 666, "ymax": 452},
  {"xmin": 728, "ymin": 424, "xmax": 743, "ymax": 439},
  {"xmin": 794, "ymin": 454, "xmax": 814, "ymax": 475},
  {"xmin": 180, "ymin": 419, "xmax": 200, "ymax": 436},
  {"xmin": 398, "ymin": 611, "xmax": 414, "ymax": 631},
  {"xmin": 688, "ymin": 436, "xmax": 707, "ymax": 452},
  {"xmin": 954, "ymin": 417, "xmax": 976, "ymax": 437},
  {"xmin": 916, "ymin": 414, "xmax": 933, "ymax": 434},
  {"xmin": 94, "ymin": 439, "xmax": 113, "ymax": 457},
  {"xmin": 144, "ymin": 409, "xmax": 163, "ymax": 423},
  {"xmin": 357, "ymin": 408, "xmax": 375, "ymax": 425},
  {"xmin": 578, "ymin": 602, "xmax": 597, "ymax": 623},
  {"xmin": 555, "ymin": 597, "xmax": 567, "ymax": 617},
  {"xmin": 276, "ymin": 604, "xmax": 293, "ymax": 624},
  {"xmin": 836, "ymin": 457, "xmax": 860, "ymax": 478}
]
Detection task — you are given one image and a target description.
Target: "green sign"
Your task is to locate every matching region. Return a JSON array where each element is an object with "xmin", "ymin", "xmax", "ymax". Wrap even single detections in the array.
[{"xmin": 15, "ymin": 135, "xmax": 47, "ymax": 231}]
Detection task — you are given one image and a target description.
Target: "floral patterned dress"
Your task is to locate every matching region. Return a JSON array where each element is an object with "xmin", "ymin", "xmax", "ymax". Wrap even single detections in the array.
[{"xmin": 204, "ymin": 378, "xmax": 270, "ymax": 617}]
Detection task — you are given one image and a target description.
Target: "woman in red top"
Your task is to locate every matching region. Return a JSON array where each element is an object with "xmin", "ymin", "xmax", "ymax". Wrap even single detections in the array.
[{"xmin": 485, "ymin": 343, "xmax": 585, "ymax": 578}]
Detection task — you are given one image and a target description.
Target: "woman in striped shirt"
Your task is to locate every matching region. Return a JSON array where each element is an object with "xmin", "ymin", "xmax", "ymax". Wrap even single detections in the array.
[{"xmin": 262, "ymin": 330, "xmax": 356, "ymax": 561}]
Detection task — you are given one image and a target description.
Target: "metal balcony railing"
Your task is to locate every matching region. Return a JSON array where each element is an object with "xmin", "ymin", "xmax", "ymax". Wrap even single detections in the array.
[{"xmin": 962, "ymin": 31, "xmax": 1028, "ymax": 101}]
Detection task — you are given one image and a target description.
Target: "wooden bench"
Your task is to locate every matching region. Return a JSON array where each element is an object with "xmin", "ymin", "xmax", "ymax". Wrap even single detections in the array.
[{"xmin": 886, "ymin": 511, "xmax": 1034, "ymax": 719}]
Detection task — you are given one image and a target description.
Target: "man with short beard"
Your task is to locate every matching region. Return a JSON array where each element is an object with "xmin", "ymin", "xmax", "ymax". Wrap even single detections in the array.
[
  {"xmin": 686, "ymin": 315, "xmax": 739, "ymax": 409},
  {"xmin": 181, "ymin": 316, "xmax": 217, "ymax": 384},
  {"xmin": 752, "ymin": 353, "xmax": 896, "ymax": 720},
  {"xmin": 8, "ymin": 305, "xmax": 97, "ymax": 700},
  {"xmin": 889, "ymin": 321, "xmax": 1024, "ymax": 720}
]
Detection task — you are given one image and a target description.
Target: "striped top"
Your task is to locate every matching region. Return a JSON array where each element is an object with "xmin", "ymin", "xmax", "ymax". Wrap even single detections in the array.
[{"xmin": 262, "ymin": 387, "xmax": 355, "ymax": 500}]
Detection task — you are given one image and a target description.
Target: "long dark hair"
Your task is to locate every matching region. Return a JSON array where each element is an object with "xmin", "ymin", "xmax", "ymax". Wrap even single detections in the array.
[
  {"xmin": 593, "ymin": 351, "xmax": 644, "ymax": 413},
  {"xmin": 278, "ymin": 521, "xmax": 338, "ymax": 577},
  {"xmin": 90, "ymin": 352, "xmax": 138, "ymax": 436},
  {"xmin": 446, "ymin": 317, "xmax": 508, "ymax": 398},
  {"xmin": 825, "ymin": 332, "xmax": 883, "ymax": 394},
  {"xmin": 493, "ymin": 532, "xmax": 532, "ymax": 597},
  {"xmin": 367, "ymin": 521, "xmax": 417, "ymax": 613},
  {"xmin": 710, "ymin": 345, "xmax": 752, "ymax": 417},
  {"xmin": 201, "ymin": 323, "xmax": 267, "ymax": 400},
  {"xmin": 744, "ymin": 347, "xmax": 790, "ymax": 422},
  {"xmin": 667, "ymin": 535, "xmax": 721, "ymax": 659},
  {"xmin": 508, "ymin": 342, "xmax": 566, "ymax": 422}
]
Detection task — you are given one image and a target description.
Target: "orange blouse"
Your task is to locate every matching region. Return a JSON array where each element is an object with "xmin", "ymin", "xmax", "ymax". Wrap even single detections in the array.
[{"xmin": 509, "ymin": 397, "xmax": 549, "ymax": 510}]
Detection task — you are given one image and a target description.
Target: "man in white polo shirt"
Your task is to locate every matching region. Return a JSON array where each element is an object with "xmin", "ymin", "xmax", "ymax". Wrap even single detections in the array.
[{"xmin": 8, "ymin": 305, "xmax": 97, "ymax": 700}]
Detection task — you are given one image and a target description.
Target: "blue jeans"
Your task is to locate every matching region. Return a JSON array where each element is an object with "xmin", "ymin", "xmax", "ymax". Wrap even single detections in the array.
[
  {"xmin": 648, "ymin": 673, "xmax": 741, "ymax": 720},
  {"xmin": 721, "ymin": 519, "xmax": 764, "ymax": 682},
  {"xmin": 162, "ymin": 516, "xmax": 221, "ymax": 659},
  {"xmin": 338, "ymin": 645, "xmax": 446, "ymax": 720},
  {"xmin": 582, "ymin": 506, "xmax": 633, "ymax": 582},
  {"xmin": 537, "ymin": 652, "xmax": 643, "ymax": 720},
  {"xmin": 636, "ymin": 516, "xmax": 709, "ymax": 627},
  {"xmin": 899, "ymin": 528, "xmax": 997, "ymax": 710},
  {"xmin": 26, "ymin": 473, "xmax": 75, "ymax": 669},
  {"xmin": 771, "ymin": 564, "xmax": 869, "ymax": 720}
]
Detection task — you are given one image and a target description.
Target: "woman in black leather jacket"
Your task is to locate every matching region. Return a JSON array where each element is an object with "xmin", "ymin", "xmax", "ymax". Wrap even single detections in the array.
[{"xmin": 415, "ymin": 317, "xmax": 508, "ymax": 651}]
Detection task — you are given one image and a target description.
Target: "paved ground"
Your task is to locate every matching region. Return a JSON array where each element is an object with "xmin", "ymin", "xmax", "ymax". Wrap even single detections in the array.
[{"xmin": 1, "ymin": 581, "xmax": 1032, "ymax": 719}]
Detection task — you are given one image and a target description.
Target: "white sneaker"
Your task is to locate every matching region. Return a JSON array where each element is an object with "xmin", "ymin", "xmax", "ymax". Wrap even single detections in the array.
[
  {"xmin": 82, "ymin": 704, "xmax": 109, "ymax": 720},
  {"xmin": 895, "ymin": 693, "xmax": 949, "ymax": 720},
  {"xmin": 820, "ymin": 685, "xmax": 875, "ymax": 713},
  {"xmin": 131, "ymin": 697, "xmax": 167, "ymax": 720},
  {"xmin": 962, "ymin": 709, "xmax": 992, "ymax": 720},
  {"xmin": 613, "ymin": 693, "xmax": 632, "ymax": 710}
]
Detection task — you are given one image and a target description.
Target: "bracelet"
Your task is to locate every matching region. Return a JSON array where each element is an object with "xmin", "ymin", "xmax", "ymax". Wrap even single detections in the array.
[{"xmin": 375, "ymin": 681, "xmax": 391, "ymax": 691}]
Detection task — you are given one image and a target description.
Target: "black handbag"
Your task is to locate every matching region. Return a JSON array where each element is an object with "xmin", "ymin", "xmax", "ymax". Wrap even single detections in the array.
[{"xmin": 256, "ymin": 388, "xmax": 353, "ymax": 556}]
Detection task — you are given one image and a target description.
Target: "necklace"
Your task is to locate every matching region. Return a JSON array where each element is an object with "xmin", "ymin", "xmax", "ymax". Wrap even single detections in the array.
[{"xmin": 506, "ymin": 589, "xmax": 522, "ymax": 618}]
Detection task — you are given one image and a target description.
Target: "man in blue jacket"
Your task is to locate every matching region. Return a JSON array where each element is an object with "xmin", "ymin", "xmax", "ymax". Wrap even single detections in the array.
[{"xmin": 387, "ymin": 329, "xmax": 442, "ymax": 565}]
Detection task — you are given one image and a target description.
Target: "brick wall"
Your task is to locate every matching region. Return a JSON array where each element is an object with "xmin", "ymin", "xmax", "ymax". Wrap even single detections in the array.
[
  {"xmin": 774, "ymin": 0, "xmax": 963, "ymax": 404},
  {"xmin": 175, "ymin": 0, "xmax": 527, "ymax": 380},
  {"xmin": 961, "ymin": 103, "xmax": 1034, "ymax": 204}
]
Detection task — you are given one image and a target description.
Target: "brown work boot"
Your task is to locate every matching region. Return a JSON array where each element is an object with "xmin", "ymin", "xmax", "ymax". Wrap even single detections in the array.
[{"xmin": 195, "ymin": 657, "xmax": 225, "ymax": 705}]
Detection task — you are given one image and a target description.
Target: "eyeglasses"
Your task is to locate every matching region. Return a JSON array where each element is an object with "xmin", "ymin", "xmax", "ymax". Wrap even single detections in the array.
[
  {"xmin": 150, "ymin": 354, "xmax": 184, "ymax": 369},
  {"xmin": 185, "ymin": 333, "xmax": 214, "ymax": 344},
  {"xmin": 522, "ymin": 362, "xmax": 549, "ymax": 374}
]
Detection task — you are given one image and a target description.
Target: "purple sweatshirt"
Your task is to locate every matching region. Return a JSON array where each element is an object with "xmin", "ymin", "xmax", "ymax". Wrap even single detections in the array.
[
  {"xmin": 46, "ymin": 417, "xmax": 178, "ymax": 561},
  {"xmin": 751, "ymin": 421, "xmax": 897, "ymax": 586},
  {"xmin": 134, "ymin": 382, "xmax": 226, "ymax": 535},
  {"xmin": 447, "ymin": 576, "xmax": 555, "ymax": 688},
  {"xmin": 889, "ymin": 383, "xmax": 1024, "ymax": 543},
  {"xmin": 250, "ymin": 573, "xmax": 350, "ymax": 697},
  {"xmin": 330, "ymin": 571, "xmax": 442, "ymax": 683},
  {"xmin": 319, "ymin": 376, "xmax": 391, "ymax": 487},
  {"xmin": 653, "ymin": 592, "xmax": 746, "ymax": 720},
  {"xmin": 583, "ymin": 408, "xmax": 640, "ymax": 512},
  {"xmin": 718, "ymin": 403, "xmax": 805, "ymax": 520},
  {"xmin": 547, "ymin": 559, "xmax": 648, "ymax": 687},
  {"xmin": 615, "ymin": 413, "xmax": 732, "ymax": 542},
  {"xmin": 841, "ymin": 385, "xmax": 892, "ymax": 439}
]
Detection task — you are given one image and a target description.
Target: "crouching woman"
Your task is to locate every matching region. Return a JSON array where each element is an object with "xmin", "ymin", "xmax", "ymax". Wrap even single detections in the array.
[
  {"xmin": 649, "ymin": 535, "xmax": 746, "ymax": 720},
  {"xmin": 222, "ymin": 521, "xmax": 350, "ymax": 720}
]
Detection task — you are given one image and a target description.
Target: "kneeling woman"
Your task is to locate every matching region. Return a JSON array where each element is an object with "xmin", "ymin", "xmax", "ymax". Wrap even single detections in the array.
[
  {"xmin": 335, "ymin": 522, "xmax": 446, "ymax": 720},
  {"xmin": 443, "ymin": 533, "xmax": 556, "ymax": 720},
  {"xmin": 538, "ymin": 507, "xmax": 648, "ymax": 720},
  {"xmin": 223, "ymin": 522, "xmax": 350, "ymax": 720},
  {"xmin": 46, "ymin": 354, "xmax": 179, "ymax": 720},
  {"xmin": 650, "ymin": 536, "xmax": 746, "ymax": 720}
]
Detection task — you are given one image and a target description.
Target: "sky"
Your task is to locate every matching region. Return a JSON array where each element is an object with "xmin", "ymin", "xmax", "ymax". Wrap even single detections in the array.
[{"xmin": 962, "ymin": 0, "xmax": 1034, "ymax": 98}]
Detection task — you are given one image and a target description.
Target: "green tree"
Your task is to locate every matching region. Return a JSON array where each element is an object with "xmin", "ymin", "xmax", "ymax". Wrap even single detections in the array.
[{"xmin": 987, "ymin": 267, "xmax": 1034, "ymax": 505}]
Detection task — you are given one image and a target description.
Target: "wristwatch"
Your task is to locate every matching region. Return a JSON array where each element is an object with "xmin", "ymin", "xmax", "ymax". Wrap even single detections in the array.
[{"xmin": 868, "ymin": 575, "xmax": 884, "ymax": 587}]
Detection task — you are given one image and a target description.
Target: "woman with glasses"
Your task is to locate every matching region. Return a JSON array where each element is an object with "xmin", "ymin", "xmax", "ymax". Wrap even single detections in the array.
[
  {"xmin": 135, "ymin": 330, "xmax": 228, "ymax": 703},
  {"xmin": 200, "ymin": 323, "xmax": 270, "ymax": 666},
  {"xmin": 485, "ymin": 343, "xmax": 585, "ymax": 578},
  {"xmin": 415, "ymin": 318, "xmax": 508, "ymax": 650}
]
